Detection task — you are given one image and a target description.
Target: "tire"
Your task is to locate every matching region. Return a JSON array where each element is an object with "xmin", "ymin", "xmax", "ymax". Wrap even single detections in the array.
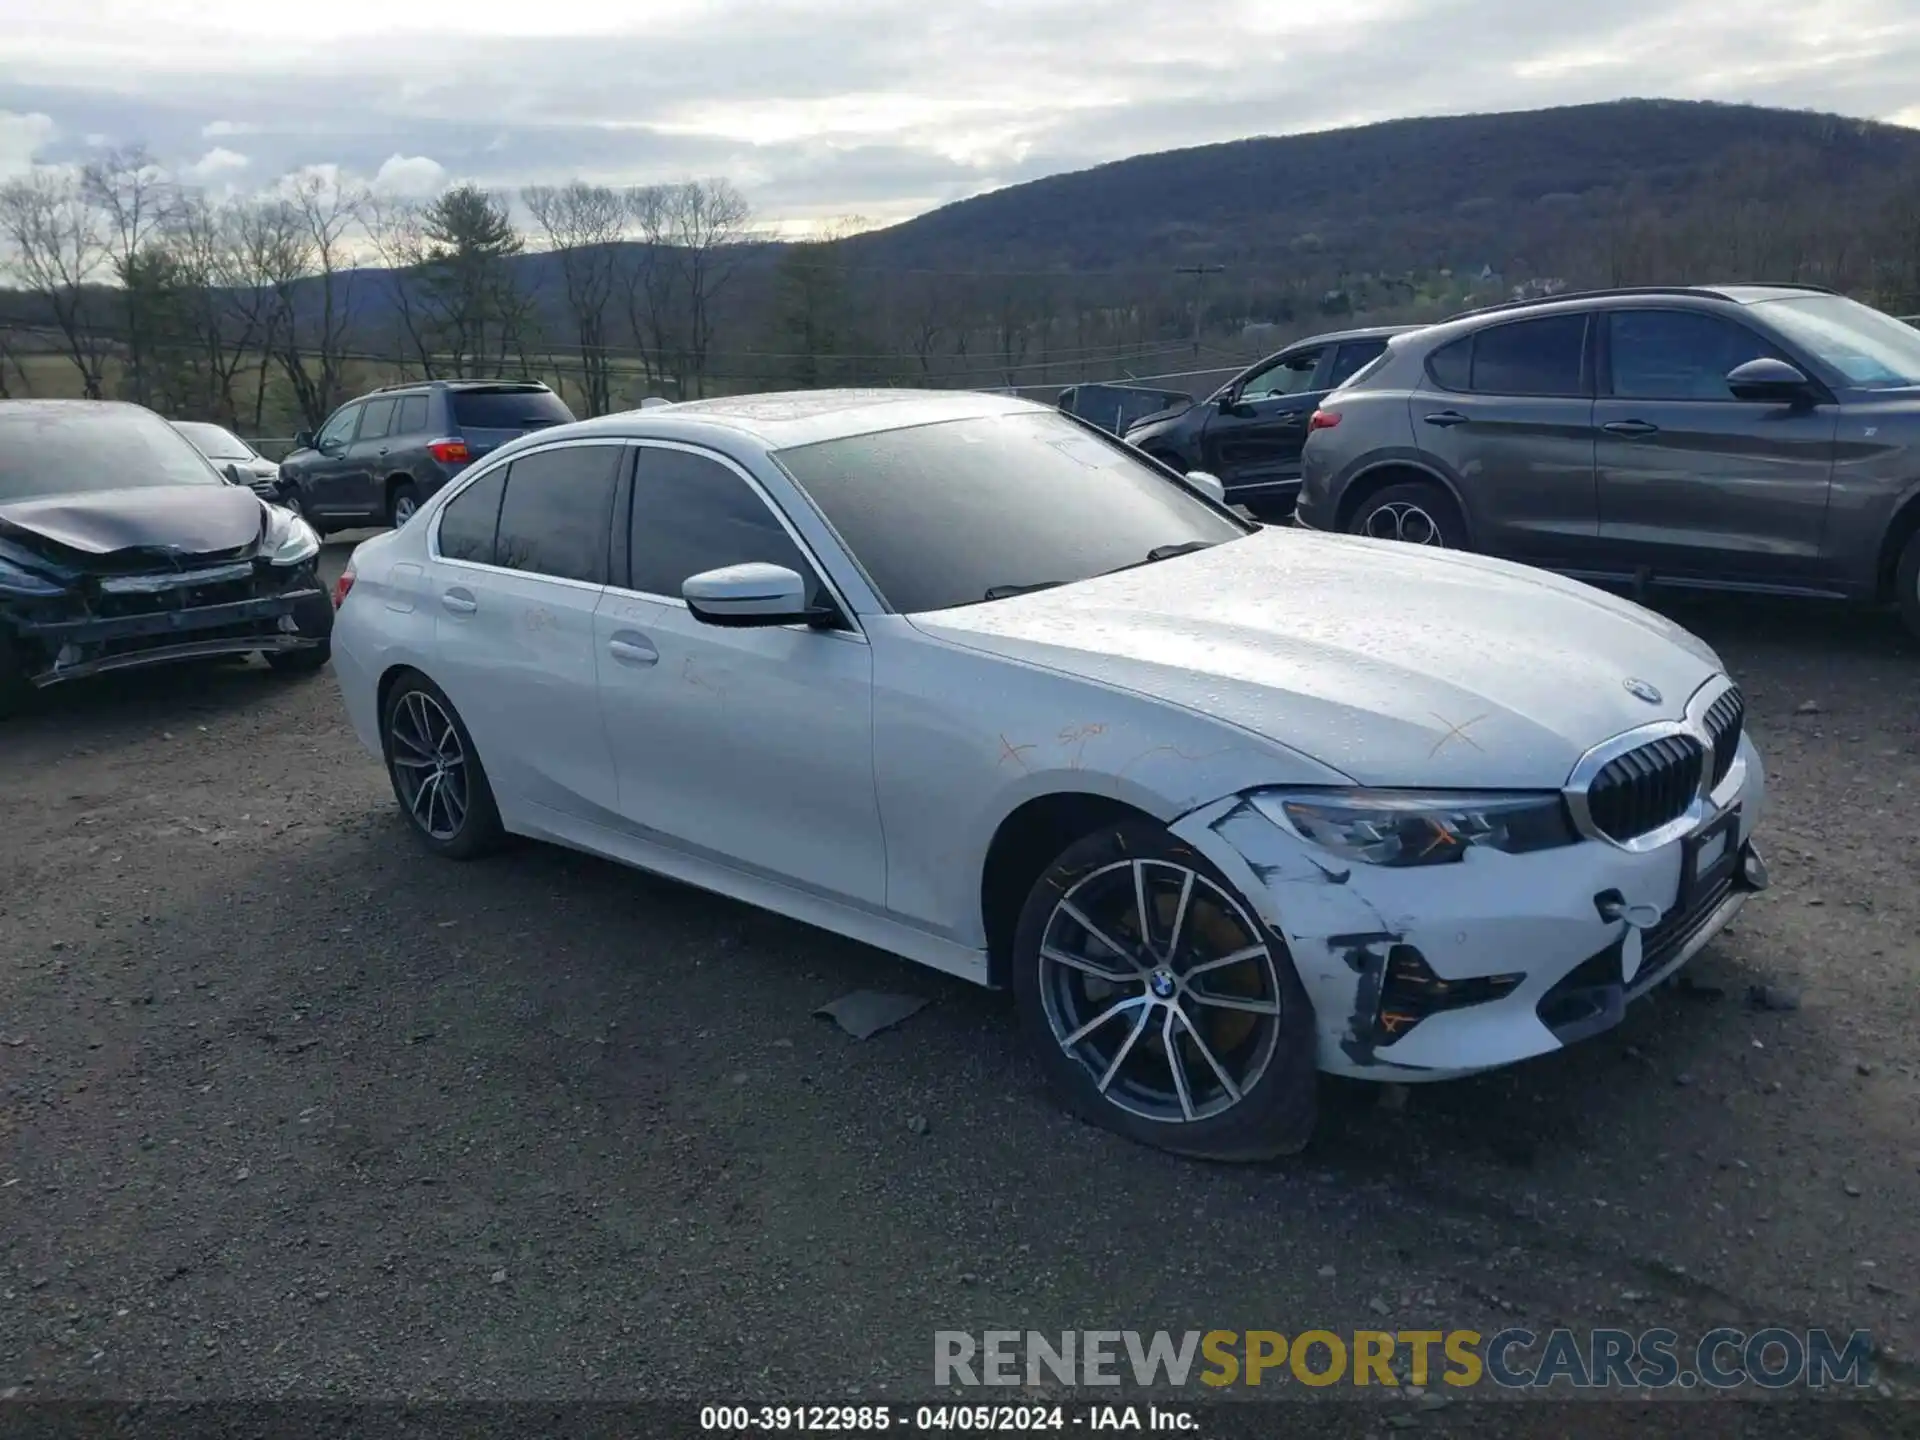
[
  {"xmin": 388, "ymin": 481, "xmax": 422, "ymax": 530},
  {"xmin": 265, "ymin": 584, "xmax": 334, "ymax": 674},
  {"xmin": 266, "ymin": 640, "xmax": 331, "ymax": 675},
  {"xmin": 1897, "ymin": 528, "xmax": 1920, "ymax": 644},
  {"xmin": 1011, "ymin": 819, "xmax": 1318, "ymax": 1161},
  {"xmin": 0, "ymin": 629, "xmax": 32, "ymax": 720},
  {"xmin": 380, "ymin": 672, "xmax": 505, "ymax": 860},
  {"xmin": 1346, "ymin": 480, "xmax": 1467, "ymax": 549}
]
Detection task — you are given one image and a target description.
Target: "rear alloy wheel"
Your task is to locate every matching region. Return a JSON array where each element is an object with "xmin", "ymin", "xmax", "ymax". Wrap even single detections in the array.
[
  {"xmin": 1012, "ymin": 820, "xmax": 1317, "ymax": 1161},
  {"xmin": 1896, "ymin": 527, "xmax": 1920, "ymax": 644},
  {"xmin": 388, "ymin": 482, "xmax": 422, "ymax": 530},
  {"xmin": 1347, "ymin": 480, "xmax": 1466, "ymax": 549},
  {"xmin": 381, "ymin": 674, "xmax": 504, "ymax": 859}
]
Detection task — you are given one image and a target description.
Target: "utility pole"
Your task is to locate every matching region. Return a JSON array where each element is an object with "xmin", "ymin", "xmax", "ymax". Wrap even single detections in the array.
[{"xmin": 1175, "ymin": 264, "xmax": 1224, "ymax": 356}]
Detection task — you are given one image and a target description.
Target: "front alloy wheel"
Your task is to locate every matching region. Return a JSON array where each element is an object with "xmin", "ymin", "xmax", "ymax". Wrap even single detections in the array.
[
  {"xmin": 1013, "ymin": 821, "xmax": 1317, "ymax": 1159},
  {"xmin": 381, "ymin": 674, "xmax": 504, "ymax": 858}
]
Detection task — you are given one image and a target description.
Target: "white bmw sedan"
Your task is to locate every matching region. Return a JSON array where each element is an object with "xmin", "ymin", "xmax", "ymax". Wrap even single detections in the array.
[{"xmin": 331, "ymin": 389, "xmax": 1768, "ymax": 1160}]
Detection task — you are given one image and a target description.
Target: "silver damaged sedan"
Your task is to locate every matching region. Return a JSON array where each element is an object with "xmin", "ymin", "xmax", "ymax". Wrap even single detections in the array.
[{"xmin": 330, "ymin": 389, "xmax": 1768, "ymax": 1160}]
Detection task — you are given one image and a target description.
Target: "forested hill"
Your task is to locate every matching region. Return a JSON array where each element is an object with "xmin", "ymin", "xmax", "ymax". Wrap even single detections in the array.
[{"xmin": 839, "ymin": 99, "xmax": 1920, "ymax": 283}]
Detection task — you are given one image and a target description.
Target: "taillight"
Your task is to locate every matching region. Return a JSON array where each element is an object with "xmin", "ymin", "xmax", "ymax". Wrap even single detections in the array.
[
  {"xmin": 427, "ymin": 439, "xmax": 470, "ymax": 464},
  {"xmin": 1309, "ymin": 410, "xmax": 1342, "ymax": 431},
  {"xmin": 332, "ymin": 568, "xmax": 355, "ymax": 608}
]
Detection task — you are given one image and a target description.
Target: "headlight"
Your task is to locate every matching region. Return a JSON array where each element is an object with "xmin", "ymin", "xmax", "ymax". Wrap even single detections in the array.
[
  {"xmin": 0, "ymin": 553, "xmax": 67, "ymax": 597},
  {"xmin": 1251, "ymin": 789, "xmax": 1577, "ymax": 868},
  {"xmin": 261, "ymin": 504, "xmax": 320, "ymax": 566}
]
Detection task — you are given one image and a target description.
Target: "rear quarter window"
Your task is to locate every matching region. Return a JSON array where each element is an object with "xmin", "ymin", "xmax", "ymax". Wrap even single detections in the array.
[
  {"xmin": 451, "ymin": 389, "xmax": 575, "ymax": 431},
  {"xmin": 1426, "ymin": 337, "xmax": 1472, "ymax": 391}
]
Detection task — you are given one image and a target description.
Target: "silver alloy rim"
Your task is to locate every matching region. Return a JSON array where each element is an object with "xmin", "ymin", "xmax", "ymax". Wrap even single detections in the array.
[
  {"xmin": 388, "ymin": 691, "xmax": 468, "ymax": 841},
  {"xmin": 1362, "ymin": 501, "xmax": 1445, "ymax": 546},
  {"xmin": 1038, "ymin": 858, "xmax": 1283, "ymax": 1124},
  {"xmin": 393, "ymin": 494, "xmax": 417, "ymax": 526}
]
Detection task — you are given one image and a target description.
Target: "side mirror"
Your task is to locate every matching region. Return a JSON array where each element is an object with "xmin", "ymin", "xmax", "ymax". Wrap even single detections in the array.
[
  {"xmin": 683, "ymin": 562, "xmax": 827, "ymax": 628},
  {"xmin": 292, "ymin": 430, "xmax": 315, "ymax": 451},
  {"xmin": 1727, "ymin": 357, "xmax": 1814, "ymax": 405},
  {"xmin": 1184, "ymin": 471, "xmax": 1227, "ymax": 503}
]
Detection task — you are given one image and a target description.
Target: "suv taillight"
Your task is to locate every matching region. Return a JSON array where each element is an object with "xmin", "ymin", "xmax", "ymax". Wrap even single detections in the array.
[
  {"xmin": 333, "ymin": 567, "xmax": 355, "ymax": 608},
  {"xmin": 428, "ymin": 439, "xmax": 470, "ymax": 464},
  {"xmin": 1309, "ymin": 410, "xmax": 1342, "ymax": 431}
]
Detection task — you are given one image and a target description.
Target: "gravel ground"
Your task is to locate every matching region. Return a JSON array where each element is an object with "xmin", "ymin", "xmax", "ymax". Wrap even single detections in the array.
[{"xmin": 1, "ymin": 537, "xmax": 1916, "ymax": 1419}]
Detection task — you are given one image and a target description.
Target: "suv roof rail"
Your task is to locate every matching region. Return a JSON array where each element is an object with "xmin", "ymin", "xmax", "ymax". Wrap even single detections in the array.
[
  {"xmin": 363, "ymin": 378, "xmax": 553, "ymax": 396},
  {"xmin": 1444, "ymin": 282, "xmax": 1837, "ymax": 323}
]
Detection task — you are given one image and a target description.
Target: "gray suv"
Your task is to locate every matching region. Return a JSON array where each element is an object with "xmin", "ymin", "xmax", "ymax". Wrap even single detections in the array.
[
  {"xmin": 279, "ymin": 380, "xmax": 574, "ymax": 535},
  {"xmin": 1296, "ymin": 285, "xmax": 1920, "ymax": 639}
]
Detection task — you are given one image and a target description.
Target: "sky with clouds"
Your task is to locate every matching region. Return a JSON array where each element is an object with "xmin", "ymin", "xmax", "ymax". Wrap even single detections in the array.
[{"xmin": 1, "ymin": 0, "xmax": 1917, "ymax": 232}]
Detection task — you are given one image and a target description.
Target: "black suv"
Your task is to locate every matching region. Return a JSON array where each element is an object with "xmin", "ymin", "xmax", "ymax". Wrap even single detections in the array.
[
  {"xmin": 278, "ymin": 380, "xmax": 574, "ymax": 535},
  {"xmin": 1297, "ymin": 285, "xmax": 1920, "ymax": 638},
  {"xmin": 1122, "ymin": 326, "xmax": 1413, "ymax": 518}
]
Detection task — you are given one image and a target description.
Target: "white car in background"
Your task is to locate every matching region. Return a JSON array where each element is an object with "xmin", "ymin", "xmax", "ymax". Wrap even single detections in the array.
[{"xmin": 329, "ymin": 390, "xmax": 1768, "ymax": 1160}]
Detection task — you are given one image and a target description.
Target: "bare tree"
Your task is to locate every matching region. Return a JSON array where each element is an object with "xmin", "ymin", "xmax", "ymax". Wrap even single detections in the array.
[
  {"xmin": 83, "ymin": 146, "xmax": 178, "ymax": 403},
  {"xmin": 671, "ymin": 179, "xmax": 752, "ymax": 397},
  {"xmin": 158, "ymin": 193, "xmax": 271, "ymax": 424},
  {"xmin": 0, "ymin": 170, "xmax": 113, "ymax": 398},
  {"xmin": 268, "ymin": 172, "xmax": 367, "ymax": 428},
  {"xmin": 225, "ymin": 199, "xmax": 303, "ymax": 432},
  {"xmin": 619, "ymin": 184, "xmax": 683, "ymax": 396},
  {"xmin": 524, "ymin": 182, "xmax": 626, "ymax": 415}
]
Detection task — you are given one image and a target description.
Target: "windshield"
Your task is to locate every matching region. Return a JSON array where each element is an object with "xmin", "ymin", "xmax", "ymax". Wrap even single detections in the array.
[
  {"xmin": 774, "ymin": 409, "xmax": 1249, "ymax": 615},
  {"xmin": 1755, "ymin": 295, "xmax": 1920, "ymax": 390},
  {"xmin": 172, "ymin": 421, "xmax": 256, "ymax": 461},
  {"xmin": 0, "ymin": 404, "xmax": 224, "ymax": 504}
]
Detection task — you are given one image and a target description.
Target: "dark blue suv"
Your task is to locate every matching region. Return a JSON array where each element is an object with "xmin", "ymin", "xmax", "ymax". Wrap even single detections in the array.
[{"xmin": 278, "ymin": 380, "xmax": 575, "ymax": 534}]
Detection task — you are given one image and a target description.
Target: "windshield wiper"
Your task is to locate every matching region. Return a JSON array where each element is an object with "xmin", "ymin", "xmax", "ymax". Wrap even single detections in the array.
[
  {"xmin": 1145, "ymin": 540, "xmax": 1217, "ymax": 563},
  {"xmin": 982, "ymin": 581, "xmax": 1066, "ymax": 601}
]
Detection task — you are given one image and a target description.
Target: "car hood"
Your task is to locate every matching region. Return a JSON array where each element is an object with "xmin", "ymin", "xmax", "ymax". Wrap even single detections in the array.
[
  {"xmin": 909, "ymin": 528, "xmax": 1724, "ymax": 789},
  {"xmin": 1123, "ymin": 400, "xmax": 1197, "ymax": 441},
  {"xmin": 0, "ymin": 484, "xmax": 266, "ymax": 565}
]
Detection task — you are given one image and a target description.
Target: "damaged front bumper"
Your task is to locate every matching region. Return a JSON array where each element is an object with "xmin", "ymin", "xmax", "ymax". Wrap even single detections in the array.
[
  {"xmin": 9, "ymin": 571, "xmax": 329, "ymax": 687},
  {"xmin": 1170, "ymin": 737, "xmax": 1768, "ymax": 1081}
]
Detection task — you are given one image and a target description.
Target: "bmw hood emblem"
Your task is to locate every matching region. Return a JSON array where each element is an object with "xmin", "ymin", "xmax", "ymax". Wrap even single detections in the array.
[{"xmin": 1623, "ymin": 678, "xmax": 1663, "ymax": 705}]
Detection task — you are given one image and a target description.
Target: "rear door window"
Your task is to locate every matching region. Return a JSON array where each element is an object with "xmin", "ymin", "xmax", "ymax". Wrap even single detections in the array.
[
  {"xmin": 1469, "ymin": 315, "xmax": 1588, "ymax": 397},
  {"xmin": 492, "ymin": 444, "xmax": 623, "ymax": 584},
  {"xmin": 436, "ymin": 466, "xmax": 508, "ymax": 564},
  {"xmin": 450, "ymin": 389, "xmax": 575, "ymax": 431},
  {"xmin": 1426, "ymin": 337, "xmax": 1472, "ymax": 391}
]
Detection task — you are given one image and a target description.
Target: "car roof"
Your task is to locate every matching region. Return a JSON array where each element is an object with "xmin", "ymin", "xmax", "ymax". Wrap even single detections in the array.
[
  {"xmin": 1284, "ymin": 324, "xmax": 1420, "ymax": 349},
  {"xmin": 552, "ymin": 388, "xmax": 1048, "ymax": 451},
  {"xmin": 0, "ymin": 399, "xmax": 168, "ymax": 424},
  {"xmin": 1442, "ymin": 283, "xmax": 1831, "ymax": 328}
]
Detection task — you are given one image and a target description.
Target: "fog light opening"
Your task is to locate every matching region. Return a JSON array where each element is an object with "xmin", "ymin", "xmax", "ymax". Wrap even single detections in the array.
[{"xmin": 1376, "ymin": 944, "xmax": 1524, "ymax": 1042}]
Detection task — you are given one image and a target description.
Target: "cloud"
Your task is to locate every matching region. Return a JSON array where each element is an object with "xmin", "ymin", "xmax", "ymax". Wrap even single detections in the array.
[
  {"xmin": 0, "ymin": 107, "xmax": 54, "ymax": 177},
  {"xmin": 372, "ymin": 152, "xmax": 446, "ymax": 196},
  {"xmin": 0, "ymin": 0, "xmax": 1914, "ymax": 223},
  {"xmin": 182, "ymin": 144, "xmax": 248, "ymax": 181}
]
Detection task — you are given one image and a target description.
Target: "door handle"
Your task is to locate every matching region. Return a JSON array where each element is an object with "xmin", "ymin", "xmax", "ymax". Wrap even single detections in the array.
[
  {"xmin": 607, "ymin": 632, "xmax": 659, "ymax": 667},
  {"xmin": 440, "ymin": 588, "xmax": 477, "ymax": 616},
  {"xmin": 1423, "ymin": 411, "xmax": 1469, "ymax": 428},
  {"xmin": 1603, "ymin": 419, "xmax": 1661, "ymax": 437}
]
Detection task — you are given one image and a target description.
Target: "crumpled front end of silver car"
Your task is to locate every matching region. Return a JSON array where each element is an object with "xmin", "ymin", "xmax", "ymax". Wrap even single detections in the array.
[{"xmin": 1172, "ymin": 677, "xmax": 1769, "ymax": 1080}]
